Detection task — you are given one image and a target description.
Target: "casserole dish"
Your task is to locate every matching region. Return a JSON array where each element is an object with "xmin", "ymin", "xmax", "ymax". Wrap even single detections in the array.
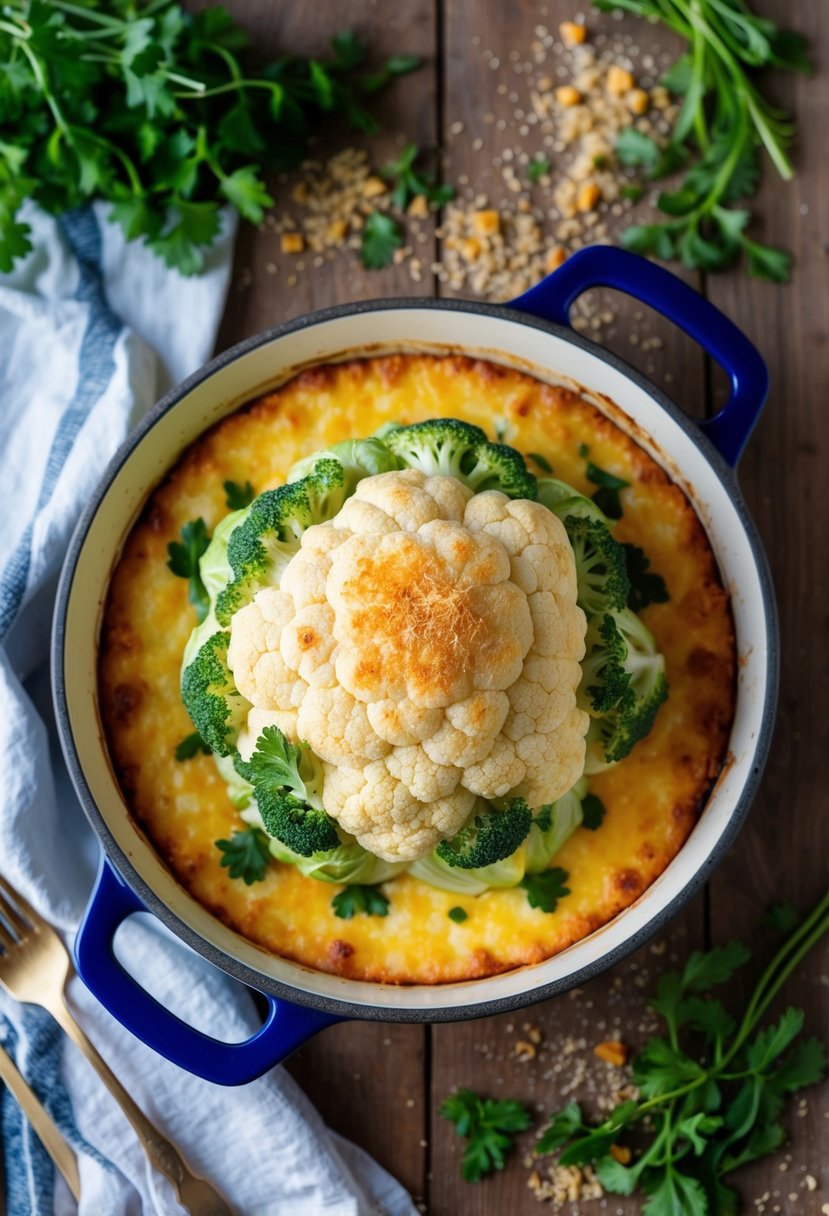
[{"xmin": 53, "ymin": 246, "xmax": 777, "ymax": 1085}]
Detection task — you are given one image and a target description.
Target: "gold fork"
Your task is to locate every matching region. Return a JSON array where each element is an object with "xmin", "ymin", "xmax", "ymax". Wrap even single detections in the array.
[
  {"xmin": 0, "ymin": 1040, "xmax": 81, "ymax": 1200},
  {"xmin": 0, "ymin": 875, "xmax": 234, "ymax": 1216}
]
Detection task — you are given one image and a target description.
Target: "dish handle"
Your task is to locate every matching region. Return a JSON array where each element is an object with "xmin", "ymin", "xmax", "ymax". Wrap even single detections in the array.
[
  {"xmin": 509, "ymin": 245, "xmax": 769, "ymax": 467},
  {"xmin": 75, "ymin": 857, "xmax": 340, "ymax": 1085}
]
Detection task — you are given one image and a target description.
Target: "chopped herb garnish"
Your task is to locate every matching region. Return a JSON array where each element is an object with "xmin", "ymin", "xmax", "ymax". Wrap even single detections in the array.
[
  {"xmin": 527, "ymin": 452, "xmax": 553, "ymax": 473},
  {"xmin": 581, "ymin": 793, "xmax": 606, "ymax": 831},
  {"xmin": 527, "ymin": 154, "xmax": 552, "ymax": 182},
  {"xmin": 167, "ymin": 517, "xmax": 211, "ymax": 620},
  {"xmin": 174, "ymin": 731, "xmax": 211, "ymax": 761},
  {"xmin": 440, "ymin": 1089, "xmax": 532, "ymax": 1181},
  {"xmin": 215, "ymin": 828, "xmax": 270, "ymax": 885},
  {"xmin": 765, "ymin": 901, "xmax": 801, "ymax": 934},
  {"xmin": 578, "ymin": 442, "xmax": 590, "ymax": 458},
  {"xmin": 224, "ymin": 479, "xmax": 256, "ymax": 510},
  {"xmin": 331, "ymin": 884, "xmax": 390, "ymax": 919},
  {"xmin": 448, "ymin": 906, "xmax": 468, "ymax": 924},
  {"xmin": 521, "ymin": 867, "xmax": 571, "ymax": 914},
  {"xmin": 382, "ymin": 142, "xmax": 454, "ymax": 210},
  {"xmin": 360, "ymin": 209, "xmax": 403, "ymax": 268},
  {"xmin": 586, "ymin": 461, "xmax": 630, "ymax": 520},
  {"xmin": 623, "ymin": 543, "xmax": 670, "ymax": 611}
]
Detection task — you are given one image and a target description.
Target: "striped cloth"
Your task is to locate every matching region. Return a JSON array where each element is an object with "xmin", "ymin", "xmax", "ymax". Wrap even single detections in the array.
[{"xmin": 0, "ymin": 205, "xmax": 417, "ymax": 1216}]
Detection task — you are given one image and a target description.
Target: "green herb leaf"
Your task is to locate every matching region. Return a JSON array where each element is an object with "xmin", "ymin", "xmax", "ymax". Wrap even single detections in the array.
[
  {"xmin": 743, "ymin": 240, "xmax": 792, "ymax": 284},
  {"xmin": 596, "ymin": 1155, "xmax": 638, "ymax": 1194},
  {"xmin": 174, "ymin": 730, "xmax": 211, "ymax": 760},
  {"xmin": 521, "ymin": 867, "xmax": 570, "ymax": 914},
  {"xmin": 448, "ymin": 906, "xmax": 468, "ymax": 923},
  {"xmin": 616, "ymin": 128, "xmax": 662, "ymax": 171},
  {"xmin": 331, "ymin": 884, "xmax": 390, "ymax": 919},
  {"xmin": 535, "ymin": 1101, "xmax": 583, "ymax": 1154},
  {"xmin": 623, "ymin": 543, "xmax": 669, "ymax": 611},
  {"xmin": 224, "ymin": 479, "xmax": 256, "ymax": 509},
  {"xmin": 745, "ymin": 1009, "xmax": 805, "ymax": 1072},
  {"xmin": 440, "ymin": 1089, "xmax": 532, "ymax": 1181},
  {"xmin": 680, "ymin": 941, "xmax": 752, "ymax": 992},
  {"xmin": 167, "ymin": 517, "xmax": 211, "ymax": 620},
  {"xmin": 581, "ymin": 793, "xmax": 606, "ymax": 831},
  {"xmin": 218, "ymin": 165, "xmax": 274, "ymax": 223},
  {"xmin": 769, "ymin": 1036, "xmax": 826, "ymax": 1092},
  {"xmin": 586, "ymin": 461, "xmax": 629, "ymax": 520},
  {"xmin": 527, "ymin": 452, "xmax": 553, "ymax": 473},
  {"xmin": 527, "ymin": 154, "xmax": 552, "ymax": 182},
  {"xmin": 360, "ymin": 209, "xmax": 403, "ymax": 269},
  {"xmin": 381, "ymin": 142, "xmax": 454, "ymax": 210},
  {"xmin": 215, "ymin": 827, "xmax": 270, "ymax": 884}
]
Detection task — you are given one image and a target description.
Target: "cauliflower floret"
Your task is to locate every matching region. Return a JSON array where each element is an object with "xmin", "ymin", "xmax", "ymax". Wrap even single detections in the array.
[{"xmin": 228, "ymin": 469, "xmax": 588, "ymax": 861}]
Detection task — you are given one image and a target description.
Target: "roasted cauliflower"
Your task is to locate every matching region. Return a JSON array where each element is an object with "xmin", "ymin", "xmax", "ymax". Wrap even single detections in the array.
[{"xmin": 227, "ymin": 468, "xmax": 588, "ymax": 862}]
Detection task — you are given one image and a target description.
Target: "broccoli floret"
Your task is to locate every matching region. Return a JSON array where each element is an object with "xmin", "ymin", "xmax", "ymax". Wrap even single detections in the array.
[
  {"xmin": 436, "ymin": 797, "xmax": 533, "ymax": 869},
  {"xmin": 287, "ymin": 437, "xmax": 402, "ymax": 487},
  {"xmin": 215, "ymin": 459, "xmax": 347, "ymax": 625},
  {"xmin": 564, "ymin": 514, "xmax": 630, "ymax": 617},
  {"xmin": 579, "ymin": 613, "xmax": 631, "ymax": 714},
  {"xmin": 180, "ymin": 630, "xmax": 251, "ymax": 757},
  {"xmin": 234, "ymin": 725, "xmax": 339, "ymax": 856},
  {"xmin": 384, "ymin": 419, "xmax": 538, "ymax": 500},
  {"xmin": 582, "ymin": 608, "xmax": 668, "ymax": 768}
]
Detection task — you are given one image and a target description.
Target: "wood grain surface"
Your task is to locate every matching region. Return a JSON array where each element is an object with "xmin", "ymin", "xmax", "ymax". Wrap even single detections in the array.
[{"xmin": 212, "ymin": 3, "xmax": 828, "ymax": 1213}]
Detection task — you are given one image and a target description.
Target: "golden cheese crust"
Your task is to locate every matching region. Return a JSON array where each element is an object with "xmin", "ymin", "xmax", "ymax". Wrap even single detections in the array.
[{"xmin": 98, "ymin": 354, "xmax": 735, "ymax": 984}]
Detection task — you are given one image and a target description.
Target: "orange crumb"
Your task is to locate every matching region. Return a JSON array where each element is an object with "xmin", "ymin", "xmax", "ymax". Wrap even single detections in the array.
[{"xmin": 594, "ymin": 1040, "xmax": 628, "ymax": 1067}]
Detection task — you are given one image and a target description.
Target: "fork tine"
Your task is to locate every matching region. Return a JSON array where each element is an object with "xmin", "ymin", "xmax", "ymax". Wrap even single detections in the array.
[{"xmin": 0, "ymin": 875, "xmax": 44, "ymax": 934}]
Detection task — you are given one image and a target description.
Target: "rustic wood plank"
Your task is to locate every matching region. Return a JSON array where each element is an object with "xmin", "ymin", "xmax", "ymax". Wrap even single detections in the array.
[
  {"xmin": 209, "ymin": 2, "xmax": 437, "ymax": 1201},
  {"xmin": 704, "ymin": 1, "xmax": 829, "ymax": 1209}
]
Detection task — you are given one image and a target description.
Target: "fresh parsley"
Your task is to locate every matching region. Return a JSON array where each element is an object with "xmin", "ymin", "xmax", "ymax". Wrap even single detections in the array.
[
  {"xmin": 223, "ymin": 479, "xmax": 255, "ymax": 510},
  {"xmin": 215, "ymin": 827, "xmax": 270, "ymax": 885},
  {"xmin": 765, "ymin": 901, "xmax": 801, "ymax": 934},
  {"xmin": 331, "ymin": 884, "xmax": 390, "ymax": 919},
  {"xmin": 360, "ymin": 209, "xmax": 403, "ymax": 269},
  {"xmin": 586, "ymin": 461, "xmax": 629, "ymax": 520},
  {"xmin": 527, "ymin": 451, "xmax": 553, "ymax": 473},
  {"xmin": 535, "ymin": 886, "xmax": 829, "ymax": 1215},
  {"xmin": 174, "ymin": 730, "xmax": 211, "ymax": 760},
  {"xmin": 448, "ymin": 906, "xmax": 468, "ymax": 924},
  {"xmin": 521, "ymin": 867, "xmax": 571, "ymax": 914},
  {"xmin": 167, "ymin": 517, "xmax": 210, "ymax": 620},
  {"xmin": 623, "ymin": 542, "xmax": 669, "ymax": 612},
  {"xmin": 527, "ymin": 154, "xmax": 552, "ymax": 182},
  {"xmin": 440, "ymin": 1088, "xmax": 532, "ymax": 1182},
  {"xmin": 581, "ymin": 793, "xmax": 606, "ymax": 831},
  {"xmin": 595, "ymin": 0, "xmax": 809, "ymax": 280},
  {"xmin": 381, "ymin": 142, "xmax": 454, "ymax": 210},
  {"xmin": 0, "ymin": 3, "xmax": 420, "ymax": 275}
]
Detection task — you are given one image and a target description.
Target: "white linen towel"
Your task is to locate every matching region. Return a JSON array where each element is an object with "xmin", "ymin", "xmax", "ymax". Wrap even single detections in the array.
[{"xmin": 0, "ymin": 202, "xmax": 418, "ymax": 1216}]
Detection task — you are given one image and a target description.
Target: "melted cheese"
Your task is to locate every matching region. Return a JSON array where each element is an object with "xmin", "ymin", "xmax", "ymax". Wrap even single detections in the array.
[{"xmin": 99, "ymin": 355, "xmax": 735, "ymax": 983}]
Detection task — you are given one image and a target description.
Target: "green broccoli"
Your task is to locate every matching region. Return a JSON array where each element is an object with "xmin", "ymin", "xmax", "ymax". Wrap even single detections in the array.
[
  {"xmin": 215, "ymin": 459, "xmax": 347, "ymax": 625},
  {"xmin": 563, "ymin": 514, "xmax": 630, "ymax": 617},
  {"xmin": 436, "ymin": 798, "xmax": 533, "ymax": 869},
  {"xmin": 287, "ymin": 437, "xmax": 402, "ymax": 488},
  {"xmin": 235, "ymin": 725, "xmax": 339, "ymax": 856},
  {"xmin": 384, "ymin": 419, "xmax": 538, "ymax": 500},
  {"xmin": 582, "ymin": 609, "xmax": 668, "ymax": 767},
  {"xmin": 579, "ymin": 613, "xmax": 631, "ymax": 714},
  {"xmin": 180, "ymin": 630, "xmax": 251, "ymax": 757}
]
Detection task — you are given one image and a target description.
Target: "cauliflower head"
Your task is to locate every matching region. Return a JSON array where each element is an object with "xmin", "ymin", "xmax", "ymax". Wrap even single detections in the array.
[{"xmin": 228, "ymin": 468, "xmax": 588, "ymax": 861}]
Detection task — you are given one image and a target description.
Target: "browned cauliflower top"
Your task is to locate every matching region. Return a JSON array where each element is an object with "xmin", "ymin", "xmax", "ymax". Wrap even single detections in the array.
[{"xmin": 228, "ymin": 469, "xmax": 587, "ymax": 861}]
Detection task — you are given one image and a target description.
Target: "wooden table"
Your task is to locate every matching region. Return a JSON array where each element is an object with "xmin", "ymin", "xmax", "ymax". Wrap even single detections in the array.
[{"xmin": 217, "ymin": 3, "xmax": 828, "ymax": 1211}]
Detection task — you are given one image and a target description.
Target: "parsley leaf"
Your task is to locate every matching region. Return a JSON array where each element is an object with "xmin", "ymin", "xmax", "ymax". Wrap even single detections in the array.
[
  {"xmin": 521, "ymin": 867, "xmax": 570, "ymax": 913},
  {"xmin": 360, "ymin": 209, "xmax": 403, "ymax": 269},
  {"xmin": 581, "ymin": 793, "xmax": 606, "ymax": 831},
  {"xmin": 527, "ymin": 154, "xmax": 552, "ymax": 182},
  {"xmin": 174, "ymin": 730, "xmax": 211, "ymax": 760},
  {"xmin": 535, "ymin": 1101, "xmax": 583, "ymax": 1154},
  {"xmin": 167, "ymin": 517, "xmax": 210, "ymax": 620},
  {"xmin": 585, "ymin": 461, "xmax": 630, "ymax": 520},
  {"xmin": 331, "ymin": 884, "xmax": 390, "ymax": 919},
  {"xmin": 215, "ymin": 828, "xmax": 270, "ymax": 885},
  {"xmin": 527, "ymin": 451, "xmax": 553, "ymax": 473},
  {"xmin": 440, "ymin": 1088, "xmax": 532, "ymax": 1181},
  {"xmin": 623, "ymin": 543, "xmax": 670, "ymax": 611},
  {"xmin": 448, "ymin": 906, "xmax": 468, "ymax": 923},
  {"xmin": 223, "ymin": 479, "xmax": 256, "ymax": 510},
  {"xmin": 382, "ymin": 142, "xmax": 454, "ymax": 210}
]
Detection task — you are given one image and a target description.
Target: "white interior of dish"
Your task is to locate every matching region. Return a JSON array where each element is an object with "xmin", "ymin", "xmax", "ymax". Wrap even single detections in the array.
[{"xmin": 61, "ymin": 308, "xmax": 771, "ymax": 1013}]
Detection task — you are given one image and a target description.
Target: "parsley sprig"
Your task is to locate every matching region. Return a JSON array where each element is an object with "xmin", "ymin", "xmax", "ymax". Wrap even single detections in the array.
[
  {"xmin": 381, "ymin": 142, "xmax": 454, "ymax": 211},
  {"xmin": 167, "ymin": 516, "xmax": 210, "ymax": 620},
  {"xmin": 331, "ymin": 884, "xmax": 390, "ymax": 919},
  {"xmin": 215, "ymin": 827, "xmax": 270, "ymax": 885},
  {"xmin": 595, "ymin": 0, "xmax": 810, "ymax": 280},
  {"xmin": 440, "ymin": 1089, "xmax": 532, "ymax": 1181},
  {"xmin": 536, "ymin": 887, "xmax": 829, "ymax": 1214},
  {"xmin": 0, "ymin": 2, "xmax": 420, "ymax": 274}
]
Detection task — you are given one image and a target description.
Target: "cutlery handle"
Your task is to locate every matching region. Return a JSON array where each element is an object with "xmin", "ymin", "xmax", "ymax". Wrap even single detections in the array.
[
  {"xmin": 0, "ymin": 1045, "xmax": 81, "ymax": 1201},
  {"xmin": 52, "ymin": 1001, "xmax": 235, "ymax": 1216}
]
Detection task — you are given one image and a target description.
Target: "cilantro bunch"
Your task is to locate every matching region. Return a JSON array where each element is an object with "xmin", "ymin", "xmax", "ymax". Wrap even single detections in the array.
[
  {"xmin": 536, "ymin": 887, "xmax": 829, "ymax": 1214},
  {"xmin": 595, "ymin": 0, "xmax": 810, "ymax": 281},
  {"xmin": 0, "ymin": 1, "xmax": 419, "ymax": 274}
]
